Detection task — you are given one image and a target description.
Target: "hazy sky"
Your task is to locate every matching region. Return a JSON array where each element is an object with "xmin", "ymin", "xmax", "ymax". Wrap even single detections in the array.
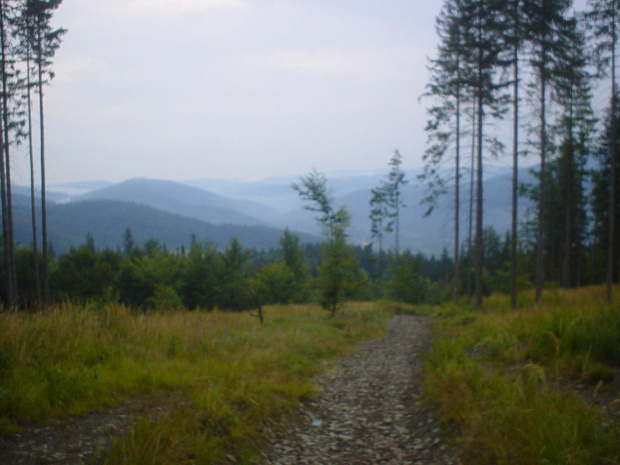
[
  {"xmin": 12, "ymin": 0, "xmax": 591, "ymax": 186},
  {"xmin": 3, "ymin": 0, "xmax": 434, "ymax": 185}
]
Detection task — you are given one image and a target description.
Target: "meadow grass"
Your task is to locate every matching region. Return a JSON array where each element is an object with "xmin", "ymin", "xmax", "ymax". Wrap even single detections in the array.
[
  {"xmin": 0, "ymin": 301, "xmax": 391, "ymax": 463},
  {"xmin": 424, "ymin": 286, "xmax": 620, "ymax": 465}
]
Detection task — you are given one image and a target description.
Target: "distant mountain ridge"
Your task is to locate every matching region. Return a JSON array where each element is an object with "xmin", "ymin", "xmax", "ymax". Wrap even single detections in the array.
[
  {"xmin": 11, "ymin": 167, "xmax": 536, "ymax": 255},
  {"xmin": 13, "ymin": 198, "xmax": 319, "ymax": 254},
  {"xmin": 79, "ymin": 178, "xmax": 278, "ymax": 226}
]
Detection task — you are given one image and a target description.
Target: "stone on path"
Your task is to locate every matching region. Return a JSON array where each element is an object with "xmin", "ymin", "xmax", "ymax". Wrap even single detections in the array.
[{"xmin": 259, "ymin": 315, "xmax": 460, "ymax": 465}]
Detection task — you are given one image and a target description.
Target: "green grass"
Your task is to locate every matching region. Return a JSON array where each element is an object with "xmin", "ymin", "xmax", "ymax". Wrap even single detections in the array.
[
  {"xmin": 423, "ymin": 286, "xmax": 620, "ymax": 465},
  {"xmin": 0, "ymin": 301, "xmax": 391, "ymax": 462}
]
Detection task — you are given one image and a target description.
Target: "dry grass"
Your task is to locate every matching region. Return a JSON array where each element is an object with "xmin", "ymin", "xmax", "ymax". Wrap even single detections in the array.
[{"xmin": 423, "ymin": 286, "xmax": 620, "ymax": 465}]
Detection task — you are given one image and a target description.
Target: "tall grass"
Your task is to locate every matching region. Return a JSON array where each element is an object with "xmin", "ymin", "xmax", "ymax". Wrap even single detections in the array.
[
  {"xmin": 0, "ymin": 301, "xmax": 390, "ymax": 462},
  {"xmin": 424, "ymin": 286, "xmax": 620, "ymax": 465}
]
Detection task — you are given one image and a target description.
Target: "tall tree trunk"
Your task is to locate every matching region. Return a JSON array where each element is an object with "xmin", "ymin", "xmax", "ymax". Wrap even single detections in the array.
[
  {"xmin": 26, "ymin": 47, "xmax": 41, "ymax": 304},
  {"xmin": 377, "ymin": 218, "xmax": 383, "ymax": 279},
  {"xmin": 475, "ymin": 9, "xmax": 484, "ymax": 310},
  {"xmin": 467, "ymin": 104, "xmax": 476, "ymax": 305},
  {"xmin": 607, "ymin": 6, "xmax": 616, "ymax": 302},
  {"xmin": 0, "ymin": 0, "xmax": 16, "ymax": 310},
  {"xmin": 0, "ymin": 79, "xmax": 8, "ymax": 309},
  {"xmin": 37, "ymin": 23, "xmax": 49, "ymax": 306},
  {"xmin": 475, "ymin": 91, "xmax": 484, "ymax": 309},
  {"xmin": 511, "ymin": 2, "xmax": 520, "ymax": 310},
  {"xmin": 394, "ymin": 191, "xmax": 400, "ymax": 302},
  {"xmin": 454, "ymin": 67, "xmax": 461, "ymax": 304},
  {"xmin": 562, "ymin": 101, "xmax": 574, "ymax": 289},
  {"xmin": 535, "ymin": 60, "xmax": 547, "ymax": 303}
]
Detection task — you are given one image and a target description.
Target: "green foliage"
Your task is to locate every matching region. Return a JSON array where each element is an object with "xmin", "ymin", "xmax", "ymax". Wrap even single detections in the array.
[
  {"xmin": 388, "ymin": 252, "xmax": 428, "ymax": 304},
  {"xmin": 52, "ymin": 243, "xmax": 119, "ymax": 302},
  {"xmin": 294, "ymin": 171, "xmax": 368, "ymax": 313},
  {"xmin": 293, "ymin": 170, "xmax": 351, "ymax": 243},
  {"xmin": 316, "ymin": 237, "xmax": 369, "ymax": 314},
  {"xmin": 117, "ymin": 243, "xmax": 181, "ymax": 309},
  {"xmin": 252, "ymin": 261, "xmax": 296, "ymax": 305},
  {"xmin": 218, "ymin": 237, "xmax": 252, "ymax": 311},
  {"xmin": 279, "ymin": 228, "xmax": 310, "ymax": 302},
  {"xmin": 14, "ymin": 246, "xmax": 43, "ymax": 305},
  {"xmin": 180, "ymin": 241, "xmax": 222, "ymax": 311}
]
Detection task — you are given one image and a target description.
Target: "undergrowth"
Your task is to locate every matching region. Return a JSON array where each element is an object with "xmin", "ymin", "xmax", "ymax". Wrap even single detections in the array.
[
  {"xmin": 0, "ymin": 301, "xmax": 391, "ymax": 463},
  {"xmin": 424, "ymin": 286, "xmax": 620, "ymax": 465}
]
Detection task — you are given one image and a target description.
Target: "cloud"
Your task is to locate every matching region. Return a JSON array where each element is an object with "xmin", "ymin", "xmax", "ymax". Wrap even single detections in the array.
[
  {"xmin": 126, "ymin": 0, "xmax": 247, "ymax": 14},
  {"xmin": 52, "ymin": 52, "xmax": 107, "ymax": 84},
  {"xmin": 251, "ymin": 47, "xmax": 422, "ymax": 80}
]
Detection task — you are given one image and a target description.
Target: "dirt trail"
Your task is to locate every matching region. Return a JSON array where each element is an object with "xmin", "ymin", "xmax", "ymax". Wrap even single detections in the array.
[
  {"xmin": 0, "ymin": 315, "xmax": 460, "ymax": 464},
  {"xmin": 259, "ymin": 315, "xmax": 460, "ymax": 465}
]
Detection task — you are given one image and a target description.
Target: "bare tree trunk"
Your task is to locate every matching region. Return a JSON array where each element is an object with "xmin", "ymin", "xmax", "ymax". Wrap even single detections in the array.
[
  {"xmin": 511, "ymin": 4, "xmax": 519, "ymax": 310},
  {"xmin": 394, "ymin": 191, "xmax": 400, "ymax": 302},
  {"xmin": 535, "ymin": 63, "xmax": 547, "ymax": 303},
  {"xmin": 562, "ymin": 101, "xmax": 574, "ymax": 289},
  {"xmin": 454, "ymin": 69, "xmax": 461, "ymax": 304},
  {"xmin": 467, "ymin": 105, "xmax": 476, "ymax": 305},
  {"xmin": 26, "ymin": 48, "xmax": 41, "ymax": 304},
  {"xmin": 0, "ymin": 0, "xmax": 16, "ymax": 310},
  {"xmin": 475, "ymin": 92, "xmax": 484, "ymax": 309},
  {"xmin": 607, "ymin": 8, "xmax": 616, "ymax": 302},
  {"xmin": 475, "ymin": 10, "xmax": 484, "ymax": 310},
  {"xmin": 0, "ymin": 87, "xmax": 8, "ymax": 308},
  {"xmin": 37, "ymin": 24, "xmax": 50, "ymax": 306}
]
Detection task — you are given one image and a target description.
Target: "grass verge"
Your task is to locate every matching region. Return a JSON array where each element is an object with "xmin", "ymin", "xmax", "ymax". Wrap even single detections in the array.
[
  {"xmin": 423, "ymin": 286, "xmax": 620, "ymax": 465},
  {"xmin": 0, "ymin": 301, "xmax": 391, "ymax": 463}
]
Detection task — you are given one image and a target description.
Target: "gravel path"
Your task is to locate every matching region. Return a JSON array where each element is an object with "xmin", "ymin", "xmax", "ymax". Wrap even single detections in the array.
[
  {"xmin": 258, "ymin": 315, "xmax": 460, "ymax": 465},
  {"xmin": 0, "ymin": 315, "xmax": 460, "ymax": 465}
]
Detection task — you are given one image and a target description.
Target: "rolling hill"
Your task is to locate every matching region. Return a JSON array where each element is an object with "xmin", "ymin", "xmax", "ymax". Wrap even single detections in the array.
[
  {"xmin": 79, "ymin": 178, "xmax": 279, "ymax": 226},
  {"xmin": 13, "ymin": 198, "xmax": 319, "ymax": 254},
  {"xmin": 10, "ymin": 166, "xmax": 536, "ymax": 256}
]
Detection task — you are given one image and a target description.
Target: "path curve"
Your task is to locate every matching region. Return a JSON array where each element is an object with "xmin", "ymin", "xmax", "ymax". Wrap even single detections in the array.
[{"xmin": 258, "ymin": 315, "xmax": 460, "ymax": 465}]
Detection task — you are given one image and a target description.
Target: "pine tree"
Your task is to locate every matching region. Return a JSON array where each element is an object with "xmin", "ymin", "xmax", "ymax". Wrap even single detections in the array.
[
  {"xmin": 294, "ymin": 170, "xmax": 360, "ymax": 313},
  {"xmin": 13, "ymin": 0, "xmax": 40, "ymax": 304},
  {"xmin": 553, "ymin": 17, "xmax": 594, "ymax": 288},
  {"xmin": 383, "ymin": 150, "xmax": 407, "ymax": 301},
  {"xmin": 423, "ymin": 0, "xmax": 509, "ymax": 308},
  {"xmin": 589, "ymin": 97, "xmax": 620, "ymax": 285},
  {"xmin": 500, "ymin": 0, "xmax": 531, "ymax": 309},
  {"xmin": 421, "ymin": 0, "xmax": 469, "ymax": 304},
  {"xmin": 525, "ymin": 0, "xmax": 573, "ymax": 301},
  {"xmin": 369, "ymin": 184, "xmax": 390, "ymax": 279},
  {"xmin": 586, "ymin": 0, "xmax": 620, "ymax": 301},
  {"xmin": 0, "ymin": 0, "xmax": 28, "ymax": 310},
  {"xmin": 21, "ymin": 0, "xmax": 65, "ymax": 305}
]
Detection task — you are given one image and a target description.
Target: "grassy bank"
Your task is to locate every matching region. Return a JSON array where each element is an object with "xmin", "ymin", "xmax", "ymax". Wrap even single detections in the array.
[
  {"xmin": 0, "ymin": 302, "xmax": 391, "ymax": 463},
  {"xmin": 423, "ymin": 286, "xmax": 620, "ymax": 465}
]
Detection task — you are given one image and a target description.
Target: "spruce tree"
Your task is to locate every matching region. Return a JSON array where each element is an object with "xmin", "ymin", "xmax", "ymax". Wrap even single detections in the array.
[
  {"xmin": 22, "ymin": 0, "xmax": 65, "ymax": 305},
  {"xmin": 369, "ymin": 184, "xmax": 390, "ymax": 280},
  {"xmin": 499, "ymin": 0, "xmax": 530, "ymax": 309},
  {"xmin": 553, "ymin": 18, "xmax": 593, "ymax": 288},
  {"xmin": 586, "ymin": 0, "xmax": 620, "ymax": 301},
  {"xmin": 524, "ymin": 0, "xmax": 573, "ymax": 301},
  {"xmin": 421, "ymin": 0, "xmax": 469, "ymax": 304},
  {"xmin": 0, "ymin": 0, "xmax": 27, "ymax": 310},
  {"xmin": 13, "ymin": 0, "xmax": 40, "ymax": 303}
]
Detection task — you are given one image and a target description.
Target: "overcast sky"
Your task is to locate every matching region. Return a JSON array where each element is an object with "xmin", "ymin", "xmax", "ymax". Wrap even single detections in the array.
[
  {"xmin": 2, "ymin": 0, "xmax": 437, "ymax": 185},
  {"xmin": 11, "ymin": 0, "xmax": 591, "ymax": 186}
]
